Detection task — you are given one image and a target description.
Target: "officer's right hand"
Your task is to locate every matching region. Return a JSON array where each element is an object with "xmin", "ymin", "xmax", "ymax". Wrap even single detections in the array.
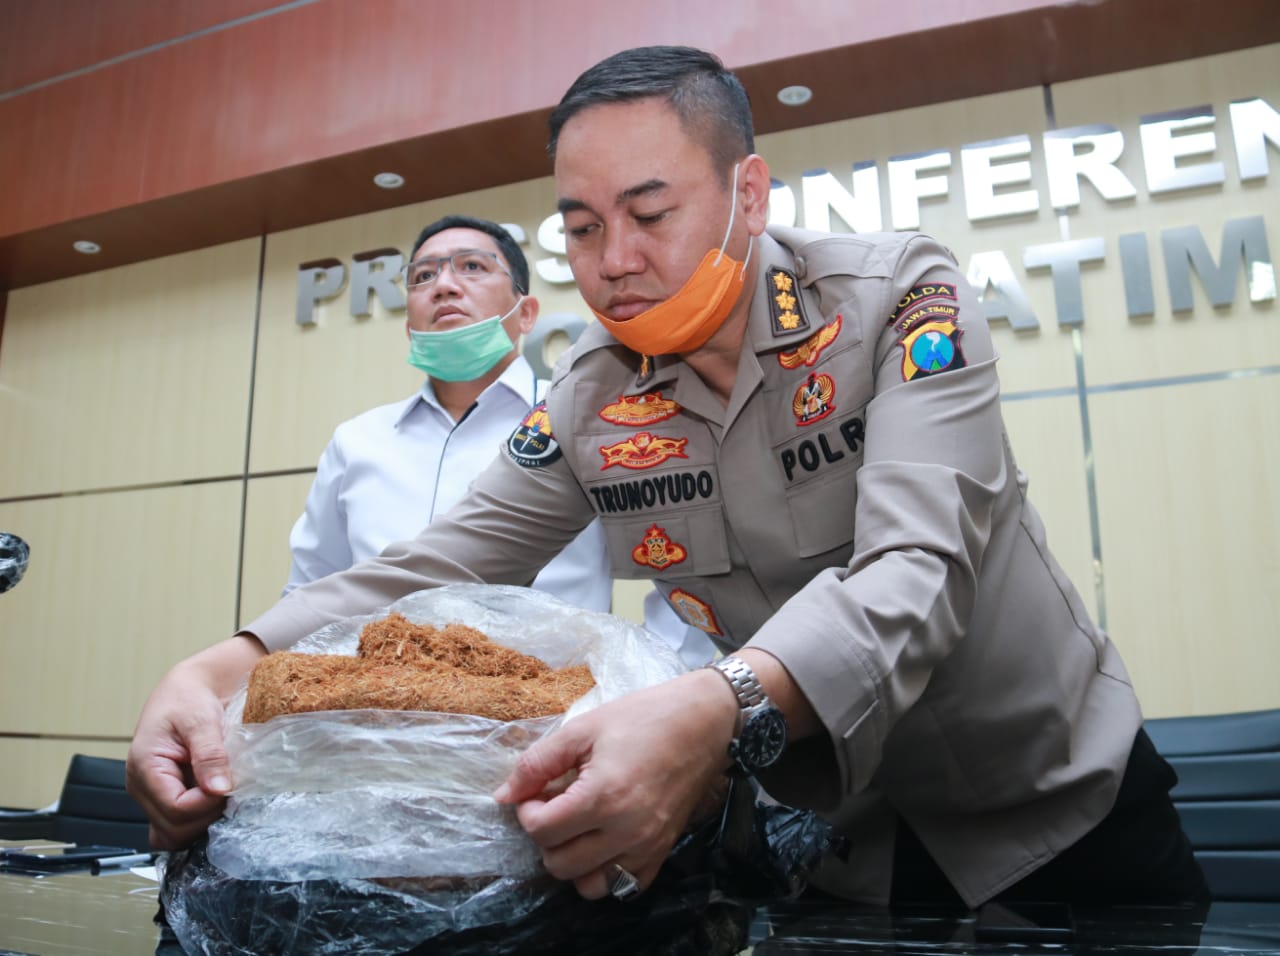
[{"xmin": 125, "ymin": 635, "xmax": 265, "ymax": 849}]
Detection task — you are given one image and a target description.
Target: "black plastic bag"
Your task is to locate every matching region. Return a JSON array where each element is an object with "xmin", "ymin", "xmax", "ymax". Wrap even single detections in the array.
[{"xmin": 159, "ymin": 777, "xmax": 843, "ymax": 956}]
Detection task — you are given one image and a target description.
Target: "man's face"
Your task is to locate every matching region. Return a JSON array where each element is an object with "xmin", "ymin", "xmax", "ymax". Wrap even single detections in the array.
[
  {"xmin": 405, "ymin": 227, "xmax": 523, "ymax": 336},
  {"xmin": 554, "ymin": 98, "xmax": 743, "ymax": 320}
]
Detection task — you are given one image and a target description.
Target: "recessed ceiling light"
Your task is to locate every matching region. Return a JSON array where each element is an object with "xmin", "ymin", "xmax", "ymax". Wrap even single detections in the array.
[
  {"xmin": 373, "ymin": 172, "xmax": 405, "ymax": 189},
  {"xmin": 73, "ymin": 240, "xmax": 101, "ymax": 254},
  {"xmin": 777, "ymin": 85, "xmax": 813, "ymax": 107}
]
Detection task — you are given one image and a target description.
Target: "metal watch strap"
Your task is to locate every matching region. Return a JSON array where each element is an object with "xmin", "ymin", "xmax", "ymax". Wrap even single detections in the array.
[{"xmin": 707, "ymin": 656, "xmax": 768, "ymax": 730}]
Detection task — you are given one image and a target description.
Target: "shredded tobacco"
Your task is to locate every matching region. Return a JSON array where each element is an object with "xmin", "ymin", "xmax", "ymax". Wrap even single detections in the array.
[{"xmin": 243, "ymin": 613, "xmax": 594, "ymax": 723}]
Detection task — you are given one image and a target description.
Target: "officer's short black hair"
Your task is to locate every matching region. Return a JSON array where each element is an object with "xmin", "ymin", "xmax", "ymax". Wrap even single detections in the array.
[
  {"xmin": 548, "ymin": 46, "xmax": 754, "ymax": 184},
  {"xmin": 410, "ymin": 215, "xmax": 529, "ymax": 295}
]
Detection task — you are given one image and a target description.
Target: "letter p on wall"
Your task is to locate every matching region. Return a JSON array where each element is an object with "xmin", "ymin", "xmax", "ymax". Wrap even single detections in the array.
[{"xmin": 296, "ymin": 258, "xmax": 347, "ymax": 326}]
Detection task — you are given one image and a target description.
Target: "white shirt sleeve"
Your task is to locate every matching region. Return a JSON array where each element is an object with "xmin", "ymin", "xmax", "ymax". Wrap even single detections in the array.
[
  {"xmin": 526, "ymin": 518, "xmax": 613, "ymax": 612},
  {"xmin": 283, "ymin": 436, "xmax": 354, "ymax": 595}
]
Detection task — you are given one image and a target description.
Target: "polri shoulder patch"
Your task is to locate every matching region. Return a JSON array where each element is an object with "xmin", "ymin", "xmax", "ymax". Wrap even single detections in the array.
[
  {"xmin": 901, "ymin": 320, "xmax": 966, "ymax": 381},
  {"xmin": 893, "ymin": 300, "xmax": 959, "ymax": 337},
  {"xmin": 768, "ymin": 267, "xmax": 810, "ymax": 336},
  {"xmin": 887, "ymin": 283, "xmax": 958, "ymax": 328},
  {"xmin": 507, "ymin": 401, "xmax": 563, "ymax": 468}
]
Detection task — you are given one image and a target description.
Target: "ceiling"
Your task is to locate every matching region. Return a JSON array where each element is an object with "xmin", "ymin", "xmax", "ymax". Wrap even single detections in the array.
[{"xmin": 1, "ymin": 0, "xmax": 1276, "ymax": 291}]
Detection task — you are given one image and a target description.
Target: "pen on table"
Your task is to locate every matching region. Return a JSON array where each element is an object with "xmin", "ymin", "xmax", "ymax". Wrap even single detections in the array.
[{"xmin": 90, "ymin": 852, "xmax": 154, "ymax": 875}]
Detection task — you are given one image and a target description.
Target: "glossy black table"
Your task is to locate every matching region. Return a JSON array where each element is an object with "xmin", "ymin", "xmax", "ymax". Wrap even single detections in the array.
[
  {"xmin": 4, "ymin": 854, "xmax": 1280, "ymax": 956},
  {"xmin": 750, "ymin": 899, "xmax": 1280, "ymax": 954}
]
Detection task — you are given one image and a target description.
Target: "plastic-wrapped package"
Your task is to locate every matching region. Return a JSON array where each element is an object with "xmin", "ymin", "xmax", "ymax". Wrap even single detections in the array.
[
  {"xmin": 160, "ymin": 778, "xmax": 843, "ymax": 956},
  {"xmin": 208, "ymin": 585, "xmax": 682, "ymax": 887},
  {"xmin": 160, "ymin": 584, "xmax": 842, "ymax": 955}
]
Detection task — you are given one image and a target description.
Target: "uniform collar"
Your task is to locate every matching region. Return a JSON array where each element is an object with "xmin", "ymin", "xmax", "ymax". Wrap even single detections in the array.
[
  {"xmin": 746, "ymin": 228, "xmax": 825, "ymax": 356},
  {"xmin": 630, "ymin": 351, "xmax": 682, "ymax": 391},
  {"xmin": 396, "ymin": 356, "xmax": 540, "ymax": 427}
]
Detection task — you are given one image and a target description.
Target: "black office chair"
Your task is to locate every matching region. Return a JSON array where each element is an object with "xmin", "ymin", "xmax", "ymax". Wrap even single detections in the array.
[
  {"xmin": 1145, "ymin": 708, "xmax": 1280, "ymax": 902},
  {"xmin": 0, "ymin": 754, "xmax": 151, "ymax": 852}
]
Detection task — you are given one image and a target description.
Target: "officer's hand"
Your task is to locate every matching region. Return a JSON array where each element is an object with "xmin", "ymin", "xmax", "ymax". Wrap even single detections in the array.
[
  {"xmin": 126, "ymin": 635, "xmax": 265, "ymax": 849},
  {"xmin": 494, "ymin": 667, "xmax": 739, "ymax": 899}
]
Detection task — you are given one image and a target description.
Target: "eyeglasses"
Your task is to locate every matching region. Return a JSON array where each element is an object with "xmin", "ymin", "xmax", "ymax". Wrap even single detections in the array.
[{"xmin": 403, "ymin": 250, "xmax": 512, "ymax": 289}]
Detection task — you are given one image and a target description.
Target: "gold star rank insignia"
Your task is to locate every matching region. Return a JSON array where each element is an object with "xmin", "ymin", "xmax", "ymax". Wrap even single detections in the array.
[{"xmin": 767, "ymin": 267, "xmax": 809, "ymax": 337}]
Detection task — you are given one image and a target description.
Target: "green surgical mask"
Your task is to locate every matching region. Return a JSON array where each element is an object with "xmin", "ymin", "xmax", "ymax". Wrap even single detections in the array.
[{"xmin": 407, "ymin": 301, "xmax": 520, "ymax": 382}]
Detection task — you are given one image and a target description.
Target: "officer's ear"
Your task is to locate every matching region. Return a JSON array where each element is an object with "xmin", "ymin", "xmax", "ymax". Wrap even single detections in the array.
[{"xmin": 739, "ymin": 154, "xmax": 772, "ymax": 237}]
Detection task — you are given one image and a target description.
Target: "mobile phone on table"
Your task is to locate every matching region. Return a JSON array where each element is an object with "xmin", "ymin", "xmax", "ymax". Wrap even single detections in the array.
[{"xmin": 1, "ymin": 845, "xmax": 138, "ymax": 870}]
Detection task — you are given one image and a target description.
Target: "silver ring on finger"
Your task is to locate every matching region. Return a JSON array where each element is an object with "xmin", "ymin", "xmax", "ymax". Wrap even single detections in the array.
[{"xmin": 606, "ymin": 862, "xmax": 641, "ymax": 901}]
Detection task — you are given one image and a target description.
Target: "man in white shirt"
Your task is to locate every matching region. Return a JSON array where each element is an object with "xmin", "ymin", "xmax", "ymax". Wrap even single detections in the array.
[{"xmin": 285, "ymin": 214, "xmax": 711, "ymax": 662}]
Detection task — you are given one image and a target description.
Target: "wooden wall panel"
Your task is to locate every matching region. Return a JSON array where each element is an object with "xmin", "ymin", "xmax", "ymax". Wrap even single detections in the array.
[
  {"xmin": 239, "ymin": 472, "xmax": 316, "ymax": 629},
  {"xmin": 758, "ymin": 86, "xmax": 1077, "ymax": 396},
  {"xmin": 0, "ymin": 738, "xmax": 130, "ymax": 813},
  {"xmin": 1048, "ymin": 44, "xmax": 1279, "ymax": 386},
  {"xmin": 1091, "ymin": 376, "xmax": 1280, "ymax": 718},
  {"xmin": 999, "ymin": 395, "xmax": 1097, "ymax": 622},
  {"xmin": 0, "ymin": 239, "xmax": 259, "ymax": 498},
  {"xmin": 0, "ymin": 483, "xmax": 242, "ymax": 738}
]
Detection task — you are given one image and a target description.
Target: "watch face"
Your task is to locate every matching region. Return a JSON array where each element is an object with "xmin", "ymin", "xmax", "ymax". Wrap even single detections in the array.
[{"xmin": 738, "ymin": 706, "xmax": 787, "ymax": 770}]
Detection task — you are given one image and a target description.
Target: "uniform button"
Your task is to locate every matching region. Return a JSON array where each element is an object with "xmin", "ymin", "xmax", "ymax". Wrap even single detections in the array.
[{"xmin": 794, "ymin": 256, "xmax": 807, "ymax": 279}]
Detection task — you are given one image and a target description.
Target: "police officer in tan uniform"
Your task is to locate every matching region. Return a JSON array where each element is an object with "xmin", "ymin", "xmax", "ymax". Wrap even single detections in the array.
[{"xmin": 127, "ymin": 46, "xmax": 1206, "ymax": 909}]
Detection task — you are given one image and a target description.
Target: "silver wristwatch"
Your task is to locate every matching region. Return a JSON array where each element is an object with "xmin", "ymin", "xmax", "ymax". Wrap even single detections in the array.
[{"xmin": 706, "ymin": 656, "xmax": 788, "ymax": 775}]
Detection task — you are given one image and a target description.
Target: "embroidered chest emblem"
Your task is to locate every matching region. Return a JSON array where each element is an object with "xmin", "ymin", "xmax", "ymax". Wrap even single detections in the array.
[
  {"xmin": 668, "ymin": 589, "xmax": 722, "ymax": 637},
  {"xmin": 779, "ymin": 315, "xmax": 842, "ymax": 369},
  {"xmin": 901, "ymin": 319, "xmax": 966, "ymax": 381},
  {"xmin": 598, "ymin": 391, "xmax": 681, "ymax": 426},
  {"xmin": 768, "ymin": 267, "xmax": 810, "ymax": 336},
  {"xmin": 792, "ymin": 372, "xmax": 836, "ymax": 425},
  {"xmin": 632, "ymin": 524, "xmax": 688, "ymax": 570},
  {"xmin": 599, "ymin": 432, "xmax": 690, "ymax": 470}
]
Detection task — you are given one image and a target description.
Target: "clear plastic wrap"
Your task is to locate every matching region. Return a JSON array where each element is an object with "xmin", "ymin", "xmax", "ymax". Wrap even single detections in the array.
[
  {"xmin": 160, "ymin": 584, "xmax": 842, "ymax": 955},
  {"xmin": 163, "ymin": 585, "xmax": 688, "ymax": 953},
  {"xmin": 208, "ymin": 585, "xmax": 682, "ymax": 886},
  {"xmin": 161, "ymin": 778, "xmax": 844, "ymax": 956}
]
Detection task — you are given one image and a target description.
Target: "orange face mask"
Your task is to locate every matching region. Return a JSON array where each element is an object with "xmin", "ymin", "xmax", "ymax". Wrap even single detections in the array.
[{"xmin": 590, "ymin": 163, "xmax": 753, "ymax": 356}]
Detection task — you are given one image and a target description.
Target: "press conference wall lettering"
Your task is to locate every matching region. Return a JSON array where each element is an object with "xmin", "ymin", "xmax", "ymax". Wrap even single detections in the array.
[{"xmin": 296, "ymin": 96, "xmax": 1279, "ymax": 338}]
